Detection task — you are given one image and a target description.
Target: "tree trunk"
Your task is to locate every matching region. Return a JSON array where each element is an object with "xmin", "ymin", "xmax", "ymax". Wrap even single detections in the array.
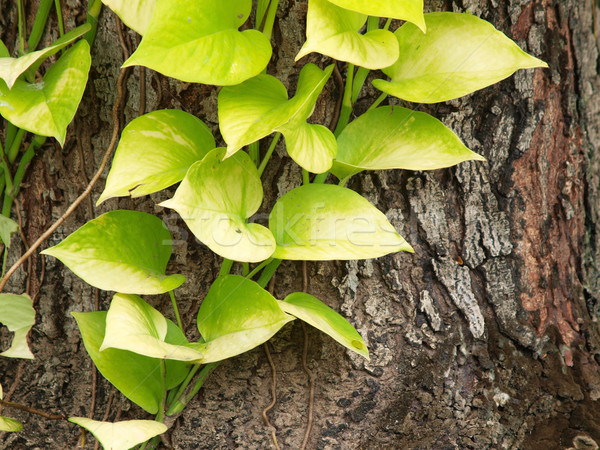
[{"xmin": 1, "ymin": 0, "xmax": 599, "ymax": 448}]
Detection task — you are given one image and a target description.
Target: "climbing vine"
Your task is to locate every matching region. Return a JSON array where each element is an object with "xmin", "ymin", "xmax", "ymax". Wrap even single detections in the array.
[{"xmin": 0, "ymin": 0, "xmax": 546, "ymax": 448}]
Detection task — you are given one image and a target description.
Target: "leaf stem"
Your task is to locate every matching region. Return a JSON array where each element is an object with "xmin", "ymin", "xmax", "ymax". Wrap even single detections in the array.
[
  {"xmin": 368, "ymin": 92, "xmax": 388, "ymax": 111},
  {"xmin": 54, "ymin": 0, "xmax": 65, "ymax": 36},
  {"xmin": 166, "ymin": 363, "xmax": 219, "ymax": 416},
  {"xmin": 84, "ymin": 0, "xmax": 103, "ymax": 45},
  {"xmin": 312, "ymin": 172, "xmax": 328, "ymax": 184},
  {"xmin": 334, "ymin": 64, "xmax": 355, "ymax": 137},
  {"xmin": 219, "ymin": 258, "xmax": 233, "ymax": 277},
  {"xmin": 7, "ymin": 128, "xmax": 25, "ymax": 164},
  {"xmin": 302, "ymin": 169, "xmax": 310, "ymax": 185},
  {"xmin": 242, "ymin": 262, "xmax": 249, "ymax": 276},
  {"xmin": 17, "ymin": 0, "xmax": 26, "ymax": 56},
  {"xmin": 256, "ymin": 259, "xmax": 281, "ymax": 288},
  {"xmin": 246, "ymin": 258, "xmax": 273, "ymax": 280},
  {"xmin": 169, "ymin": 290, "xmax": 184, "ymax": 331},
  {"xmin": 261, "ymin": 0, "xmax": 280, "ymax": 41},
  {"xmin": 28, "ymin": 0, "xmax": 54, "ymax": 50},
  {"xmin": 258, "ymin": 132, "xmax": 281, "ymax": 177},
  {"xmin": 248, "ymin": 142, "xmax": 260, "ymax": 167}
]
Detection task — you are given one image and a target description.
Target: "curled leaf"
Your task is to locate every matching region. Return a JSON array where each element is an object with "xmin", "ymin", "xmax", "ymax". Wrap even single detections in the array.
[
  {"xmin": 296, "ymin": 0, "xmax": 399, "ymax": 70},
  {"xmin": 219, "ymin": 63, "xmax": 336, "ymax": 173}
]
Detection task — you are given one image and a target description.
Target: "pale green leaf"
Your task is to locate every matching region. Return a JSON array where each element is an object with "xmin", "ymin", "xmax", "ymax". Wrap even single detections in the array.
[
  {"xmin": 218, "ymin": 63, "xmax": 336, "ymax": 173},
  {"xmin": 0, "ymin": 215, "xmax": 18, "ymax": 247},
  {"xmin": 98, "ymin": 110, "xmax": 215, "ymax": 204},
  {"xmin": 160, "ymin": 148, "xmax": 276, "ymax": 263},
  {"xmin": 123, "ymin": 0, "xmax": 271, "ymax": 85},
  {"xmin": 0, "ymin": 416, "xmax": 23, "ymax": 432},
  {"xmin": 194, "ymin": 275, "xmax": 294, "ymax": 363},
  {"xmin": 41, "ymin": 210, "xmax": 185, "ymax": 295},
  {"xmin": 101, "ymin": 293, "xmax": 203, "ymax": 362},
  {"xmin": 101, "ymin": 0, "xmax": 156, "ymax": 35},
  {"xmin": 327, "ymin": 0, "xmax": 425, "ymax": 32},
  {"xmin": 73, "ymin": 311, "xmax": 189, "ymax": 414},
  {"xmin": 269, "ymin": 184, "xmax": 413, "ymax": 260},
  {"xmin": 0, "ymin": 293, "xmax": 35, "ymax": 359},
  {"xmin": 372, "ymin": 12, "xmax": 548, "ymax": 103},
  {"xmin": 331, "ymin": 106, "xmax": 485, "ymax": 180},
  {"xmin": 280, "ymin": 292, "xmax": 369, "ymax": 359},
  {"xmin": 295, "ymin": 0, "xmax": 399, "ymax": 70},
  {"xmin": 0, "ymin": 40, "xmax": 91, "ymax": 145},
  {"xmin": 69, "ymin": 417, "xmax": 167, "ymax": 450},
  {"xmin": 0, "ymin": 24, "xmax": 90, "ymax": 89}
]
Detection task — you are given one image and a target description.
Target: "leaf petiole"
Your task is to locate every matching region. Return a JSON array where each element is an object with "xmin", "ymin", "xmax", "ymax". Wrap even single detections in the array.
[
  {"xmin": 257, "ymin": 132, "xmax": 281, "ymax": 177},
  {"xmin": 169, "ymin": 290, "xmax": 184, "ymax": 332}
]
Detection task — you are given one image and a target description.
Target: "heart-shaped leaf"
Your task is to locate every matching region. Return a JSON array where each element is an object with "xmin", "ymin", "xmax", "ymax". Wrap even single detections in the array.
[
  {"xmin": 69, "ymin": 417, "xmax": 167, "ymax": 450},
  {"xmin": 295, "ymin": 0, "xmax": 399, "ymax": 70},
  {"xmin": 0, "ymin": 40, "xmax": 91, "ymax": 145},
  {"xmin": 372, "ymin": 12, "xmax": 548, "ymax": 103},
  {"xmin": 160, "ymin": 148, "xmax": 276, "ymax": 263},
  {"xmin": 280, "ymin": 292, "xmax": 369, "ymax": 359},
  {"xmin": 101, "ymin": 0, "xmax": 156, "ymax": 35},
  {"xmin": 218, "ymin": 63, "xmax": 336, "ymax": 173},
  {"xmin": 123, "ymin": 0, "xmax": 271, "ymax": 85},
  {"xmin": 327, "ymin": 0, "xmax": 425, "ymax": 32},
  {"xmin": 331, "ymin": 106, "xmax": 485, "ymax": 180},
  {"xmin": 0, "ymin": 23, "xmax": 90, "ymax": 89},
  {"xmin": 98, "ymin": 110, "xmax": 215, "ymax": 204},
  {"xmin": 0, "ymin": 215, "xmax": 18, "ymax": 247},
  {"xmin": 41, "ymin": 210, "xmax": 185, "ymax": 294},
  {"xmin": 194, "ymin": 275, "xmax": 294, "ymax": 363},
  {"xmin": 0, "ymin": 416, "xmax": 23, "ymax": 432},
  {"xmin": 269, "ymin": 184, "xmax": 413, "ymax": 260},
  {"xmin": 73, "ymin": 311, "xmax": 189, "ymax": 414},
  {"xmin": 0, "ymin": 293, "xmax": 35, "ymax": 359},
  {"xmin": 101, "ymin": 293, "xmax": 203, "ymax": 362}
]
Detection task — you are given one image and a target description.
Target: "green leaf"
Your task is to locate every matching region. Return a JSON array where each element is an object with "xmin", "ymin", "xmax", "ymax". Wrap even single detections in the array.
[
  {"xmin": 0, "ymin": 41, "xmax": 9, "ymax": 58},
  {"xmin": 0, "ymin": 293, "xmax": 35, "ymax": 359},
  {"xmin": 295, "ymin": 0, "xmax": 399, "ymax": 70},
  {"xmin": 194, "ymin": 275, "xmax": 294, "ymax": 363},
  {"xmin": 160, "ymin": 148, "xmax": 276, "ymax": 263},
  {"xmin": 331, "ymin": 106, "xmax": 485, "ymax": 180},
  {"xmin": 269, "ymin": 184, "xmax": 413, "ymax": 260},
  {"xmin": 0, "ymin": 40, "xmax": 91, "ymax": 145},
  {"xmin": 69, "ymin": 417, "xmax": 167, "ymax": 450},
  {"xmin": 73, "ymin": 311, "xmax": 189, "ymax": 414},
  {"xmin": 218, "ymin": 63, "xmax": 336, "ymax": 173},
  {"xmin": 0, "ymin": 416, "xmax": 23, "ymax": 432},
  {"xmin": 327, "ymin": 0, "xmax": 425, "ymax": 32},
  {"xmin": 98, "ymin": 110, "xmax": 215, "ymax": 204},
  {"xmin": 41, "ymin": 210, "xmax": 185, "ymax": 295},
  {"xmin": 372, "ymin": 12, "xmax": 548, "ymax": 103},
  {"xmin": 101, "ymin": 0, "xmax": 157, "ymax": 35},
  {"xmin": 0, "ymin": 215, "xmax": 18, "ymax": 247},
  {"xmin": 280, "ymin": 292, "xmax": 369, "ymax": 359},
  {"xmin": 101, "ymin": 293, "xmax": 203, "ymax": 362},
  {"xmin": 123, "ymin": 0, "xmax": 271, "ymax": 85},
  {"xmin": 0, "ymin": 23, "xmax": 90, "ymax": 89}
]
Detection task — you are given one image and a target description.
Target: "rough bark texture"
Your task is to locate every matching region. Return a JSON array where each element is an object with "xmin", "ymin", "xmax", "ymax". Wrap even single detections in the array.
[{"xmin": 1, "ymin": 0, "xmax": 600, "ymax": 448}]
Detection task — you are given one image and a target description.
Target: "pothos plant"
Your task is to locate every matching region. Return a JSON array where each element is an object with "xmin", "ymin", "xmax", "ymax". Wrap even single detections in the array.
[{"xmin": 0, "ymin": 0, "xmax": 546, "ymax": 448}]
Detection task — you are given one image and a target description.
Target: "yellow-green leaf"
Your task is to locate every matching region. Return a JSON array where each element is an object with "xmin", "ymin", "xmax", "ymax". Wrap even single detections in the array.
[
  {"xmin": 373, "ymin": 12, "xmax": 548, "ymax": 103},
  {"xmin": 69, "ymin": 417, "xmax": 167, "ymax": 450}
]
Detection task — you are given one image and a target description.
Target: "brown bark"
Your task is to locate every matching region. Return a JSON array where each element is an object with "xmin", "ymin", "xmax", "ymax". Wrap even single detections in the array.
[{"xmin": 1, "ymin": 0, "xmax": 600, "ymax": 448}]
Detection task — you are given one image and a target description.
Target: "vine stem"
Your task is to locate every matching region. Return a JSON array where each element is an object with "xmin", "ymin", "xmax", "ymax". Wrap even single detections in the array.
[
  {"xmin": 0, "ymin": 65, "xmax": 131, "ymax": 293},
  {"xmin": 54, "ymin": 0, "xmax": 65, "ymax": 36},
  {"xmin": 257, "ymin": 133, "xmax": 281, "ymax": 177},
  {"xmin": 169, "ymin": 290, "xmax": 183, "ymax": 331},
  {"xmin": 0, "ymin": 399, "xmax": 67, "ymax": 421},
  {"xmin": 333, "ymin": 63, "xmax": 355, "ymax": 137}
]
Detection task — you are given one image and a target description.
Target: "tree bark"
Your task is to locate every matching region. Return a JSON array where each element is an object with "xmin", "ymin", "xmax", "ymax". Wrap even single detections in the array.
[{"xmin": 1, "ymin": 0, "xmax": 599, "ymax": 448}]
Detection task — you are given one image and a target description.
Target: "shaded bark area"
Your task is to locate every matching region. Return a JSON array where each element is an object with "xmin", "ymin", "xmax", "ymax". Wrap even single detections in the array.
[{"xmin": 0, "ymin": 0, "xmax": 599, "ymax": 448}]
